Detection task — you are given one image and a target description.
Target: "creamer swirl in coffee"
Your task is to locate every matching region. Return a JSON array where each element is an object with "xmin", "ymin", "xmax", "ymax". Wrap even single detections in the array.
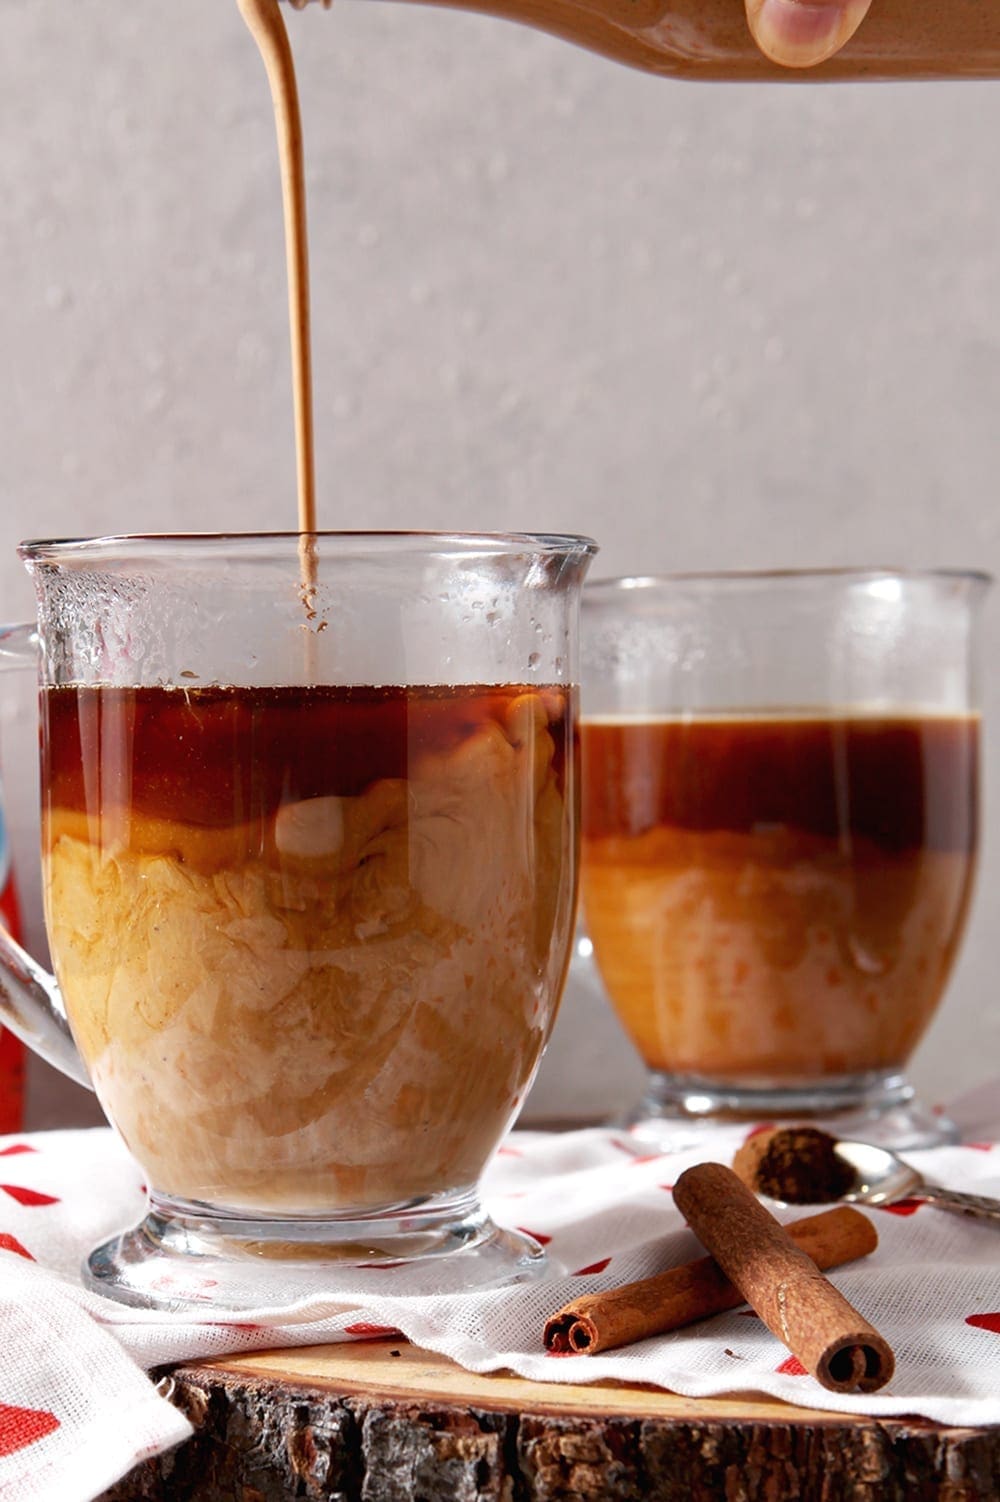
[
  {"xmin": 43, "ymin": 682, "xmax": 576, "ymax": 1212},
  {"xmin": 581, "ymin": 710, "xmax": 978, "ymax": 1083}
]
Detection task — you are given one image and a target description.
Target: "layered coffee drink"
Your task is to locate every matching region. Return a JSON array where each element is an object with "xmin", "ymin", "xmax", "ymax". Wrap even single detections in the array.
[
  {"xmin": 43, "ymin": 681, "xmax": 575, "ymax": 1215},
  {"xmin": 582, "ymin": 711, "xmax": 978, "ymax": 1084}
]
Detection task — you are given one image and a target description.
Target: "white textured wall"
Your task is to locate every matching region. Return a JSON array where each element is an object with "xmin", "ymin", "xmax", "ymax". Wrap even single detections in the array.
[{"xmin": 2, "ymin": 0, "xmax": 999, "ymax": 1124}]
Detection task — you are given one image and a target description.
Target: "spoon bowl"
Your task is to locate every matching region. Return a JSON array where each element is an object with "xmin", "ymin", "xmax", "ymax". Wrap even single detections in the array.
[{"xmin": 833, "ymin": 1140, "xmax": 1000, "ymax": 1224}]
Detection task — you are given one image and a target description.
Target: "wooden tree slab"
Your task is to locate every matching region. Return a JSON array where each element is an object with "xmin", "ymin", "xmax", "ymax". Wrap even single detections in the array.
[{"xmin": 101, "ymin": 1339, "xmax": 1000, "ymax": 1501}]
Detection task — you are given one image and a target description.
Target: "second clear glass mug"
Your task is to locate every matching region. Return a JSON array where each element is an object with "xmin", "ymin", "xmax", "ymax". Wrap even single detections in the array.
[
  {"xmin": 0, "ymin": 530, "xmax": 596, "ymax": 1308},
  {"xmin": 579, "ymin": 568, "xmax": 989, "ymax": 1150}
]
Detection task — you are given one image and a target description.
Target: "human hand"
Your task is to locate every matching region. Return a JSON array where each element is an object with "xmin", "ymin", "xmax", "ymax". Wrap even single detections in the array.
[{"xmin": 745, "ymin": 0, "xmax": 874, "ymax": 67}]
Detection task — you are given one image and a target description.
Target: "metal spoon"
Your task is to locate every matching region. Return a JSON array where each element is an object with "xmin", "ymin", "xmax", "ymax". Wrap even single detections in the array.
[{"xmin": 834, "ymin": 1140, "xmax": 1000, "ymax": 1224}]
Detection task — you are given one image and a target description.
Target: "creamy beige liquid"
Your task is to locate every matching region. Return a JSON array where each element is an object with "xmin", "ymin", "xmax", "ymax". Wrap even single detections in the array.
[{"xmin": 237, "ymin": 0, "xmax": 316, "ymax": 550}]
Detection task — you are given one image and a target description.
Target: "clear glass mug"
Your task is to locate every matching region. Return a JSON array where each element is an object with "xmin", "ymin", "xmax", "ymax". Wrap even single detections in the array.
[
  {"xmin": 0, "ymin": 531, "xmax": 596, "ymax": 1307},
  {"xmin": 580, "ymin": 569, "xmax": 988, "ymax": 1151}
]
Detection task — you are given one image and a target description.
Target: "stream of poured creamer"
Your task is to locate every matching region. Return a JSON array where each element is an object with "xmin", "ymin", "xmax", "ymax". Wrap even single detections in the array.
[{"xmin": 237, "ymin": 0, "xmax": 319, "ymax": 613}]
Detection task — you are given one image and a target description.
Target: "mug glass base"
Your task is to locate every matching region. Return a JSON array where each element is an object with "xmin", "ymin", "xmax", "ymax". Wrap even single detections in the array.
[
  {"xmin": 83, "ymin": 1187, "xmax": 547, "ymax": 1311},
  {"xmin": 616, "ymin": 1068, "xmax": 957, "ymax": 1153}
]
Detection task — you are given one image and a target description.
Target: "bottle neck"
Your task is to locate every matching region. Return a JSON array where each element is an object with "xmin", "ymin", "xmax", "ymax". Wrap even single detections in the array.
[{"xmin": 273, "ymin": 0, "xmax": 1000, "ymax": 79}]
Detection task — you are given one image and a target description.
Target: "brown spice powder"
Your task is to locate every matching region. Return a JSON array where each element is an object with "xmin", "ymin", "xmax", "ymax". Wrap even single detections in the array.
[{"xmin": 733, "ymin": 1126, "xmax": 858, "ymax": 1204}]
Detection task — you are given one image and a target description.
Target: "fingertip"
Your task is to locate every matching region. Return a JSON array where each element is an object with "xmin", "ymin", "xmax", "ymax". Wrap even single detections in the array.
[{"xmin": 746, "ymin": 0, "xmax": 875, "ymax": 69}]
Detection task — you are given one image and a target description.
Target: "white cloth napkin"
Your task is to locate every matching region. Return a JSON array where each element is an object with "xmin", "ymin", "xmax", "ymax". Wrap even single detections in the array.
[{"xmin": 4, "ymin": 1085, "xmax": 1000, "ymax": 1502}]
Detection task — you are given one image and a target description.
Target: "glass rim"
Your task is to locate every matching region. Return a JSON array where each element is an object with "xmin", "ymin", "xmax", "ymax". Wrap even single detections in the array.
[
  {"xmin": 585, "ymin": 565, "xmax": 993, "ymax": 593},
  {"xmin": 19, "ymin": 530, "xmax": 599, "ymax": 564}
]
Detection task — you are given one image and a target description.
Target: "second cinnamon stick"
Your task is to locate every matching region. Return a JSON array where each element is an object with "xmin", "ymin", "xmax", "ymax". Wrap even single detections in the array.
[
  {"xmin": 673, "ymin": 1162, "xmax": 894, "ymax": 1393},
  {"xmin": 544, "ymin": 1204, "xmax": 875, "ymax": 1355}
]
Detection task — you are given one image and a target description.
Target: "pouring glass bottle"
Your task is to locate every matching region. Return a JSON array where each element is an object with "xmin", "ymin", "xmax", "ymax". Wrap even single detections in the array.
[{"xmin": 282, "ymin": 0, "xmax": 1000, "ymax": 81}]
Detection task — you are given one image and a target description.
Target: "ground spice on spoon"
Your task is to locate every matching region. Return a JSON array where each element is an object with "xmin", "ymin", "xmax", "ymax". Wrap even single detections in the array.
[{"xmin": 732, "ymin": 1126, "xmax": 858, "ymax": 1204}]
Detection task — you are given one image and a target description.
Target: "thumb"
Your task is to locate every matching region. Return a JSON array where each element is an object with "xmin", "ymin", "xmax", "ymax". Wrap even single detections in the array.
[{"xmin": 745, "ymin": 0, "xmax": 875, "ymax": 68}]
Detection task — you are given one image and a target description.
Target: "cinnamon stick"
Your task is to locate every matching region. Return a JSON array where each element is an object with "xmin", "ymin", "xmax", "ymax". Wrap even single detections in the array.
[
  {"xmin": 673, "ymin": 1162, "xmax": 894, "ymax": 1393},
  {"xmin": 544, "ymin": 1204, "xmax": 876, "ymax": 1356}
]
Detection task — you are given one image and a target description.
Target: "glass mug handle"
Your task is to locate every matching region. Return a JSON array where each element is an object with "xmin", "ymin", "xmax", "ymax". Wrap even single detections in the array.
[{"xmin": 0, "ymin": 624, "xmax": 92, "ymax": 1088}]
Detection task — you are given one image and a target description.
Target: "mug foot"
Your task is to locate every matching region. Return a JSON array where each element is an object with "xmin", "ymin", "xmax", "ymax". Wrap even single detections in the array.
[
  {"xmin": 615, "ymin": 1070, "xmax": 957, "ymax": 1153},
  {"xmin": 83, "ymin": 1189, "xmax": 547, "ymax": 1311}
]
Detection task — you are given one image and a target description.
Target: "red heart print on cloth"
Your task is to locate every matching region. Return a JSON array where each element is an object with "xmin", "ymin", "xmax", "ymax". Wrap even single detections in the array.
[
  {"xmin": 0, "ymin": 1233, "xmax": 33, "ymax": 1259},
  {"xmin": 0, "ymin": 1401, "xmax": 59, "ymax": 1459},
  {"xmin": 573, "ymin": 1257, "xmax": 612, "ymax": 1276},
  {"xmin": 966, "ymin": 1314, "xmax": 1000, "ymax": 1335},
  {"xmin": 776, "ymin": 1355, "xmax": 808, "ymax": 1377},
  {"xmin": 0, "ymin": 1185, "xmax": 59, "ymax": 1207},
  {"xmin": 0, "ymin": 1145, "xmax": 36, "ymax": 1158}
]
